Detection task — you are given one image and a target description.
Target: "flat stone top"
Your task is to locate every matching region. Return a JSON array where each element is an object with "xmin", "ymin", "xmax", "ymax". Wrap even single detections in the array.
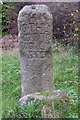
[{"xmin": 18, "ymin": 4, "xmax": 52, "ymax": 19}]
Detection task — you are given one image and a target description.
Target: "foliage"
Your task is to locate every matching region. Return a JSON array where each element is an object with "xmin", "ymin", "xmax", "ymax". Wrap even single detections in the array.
[
  {"xmin": 2, "ymin": 47, "xmax": 78, "ymax": 118},
  {"xmin": 19, "ymin": 100, "xmax": 43, "ymax": 118},
  {"xmin": 54, "ymin": 96, "xmax": 77, "ymax": 118},
  {"xmin": 41, "ymin": 91, "xmax": 54, "ymax": 96},
  {"xmin": 0, "ymin": 3, "xmax": 2, "ymax": 36},
  {"xmin": 2, "ymin": 101, "xmax": 43, "ymax": 118},
  {"xmin": 52, "ymin": 2, "xmax": 79, "ymax": 39},
  {"xmin": 2, "ymin": 2, "xmax": 79, "ymax": 39},
  {"xmin": 53, "ymin": 49, "xmax": 78, "ymax": 118},
  {"xmin": 2, "ymin": 3, "xmax": 13, "ymax": 36},
  {"xmin": 2, "ymin": 2, "xmax": 34, "ymax": 36}
]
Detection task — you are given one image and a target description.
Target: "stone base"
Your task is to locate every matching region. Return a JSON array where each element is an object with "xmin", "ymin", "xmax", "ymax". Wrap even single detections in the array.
[{"xmin": 19, "ymin": 90, "xmax": 70, "ymax": 106}]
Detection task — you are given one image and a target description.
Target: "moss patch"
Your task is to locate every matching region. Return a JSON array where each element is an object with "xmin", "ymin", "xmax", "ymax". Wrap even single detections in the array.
[{"xmin": 40, "ymin": 91, "xmax": 54, "ymax": 97}]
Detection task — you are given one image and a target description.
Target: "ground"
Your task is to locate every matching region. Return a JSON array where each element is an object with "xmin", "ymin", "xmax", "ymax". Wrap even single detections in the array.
[{"xmin": 1, "ymin": 46, "xmax": 78, "ymax": 118}]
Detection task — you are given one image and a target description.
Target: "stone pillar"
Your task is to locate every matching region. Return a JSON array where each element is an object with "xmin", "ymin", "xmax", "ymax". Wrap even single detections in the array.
[{"xmin": 18, "ymin": 4, "xmax": 54, "ymax": 96}]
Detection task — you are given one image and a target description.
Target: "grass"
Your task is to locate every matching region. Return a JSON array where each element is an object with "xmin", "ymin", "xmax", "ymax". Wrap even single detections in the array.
[
  {"xmin": 0, "ymin": 50, "xmax": 2, "ymax": 119},
  {"xmin": 2, "ymin": 50, "xmax": 22, "ymax": 118},
  {"xmin": 41, "ymin": 91, "xmax": 54, "ymax": 96},
  {"xmin": 53, "ymin": 50, "xmax": 78, "ymax": 118},
  {"xmin": 2, "ymin": 47, "xmax": 78, "ymax": 118}
]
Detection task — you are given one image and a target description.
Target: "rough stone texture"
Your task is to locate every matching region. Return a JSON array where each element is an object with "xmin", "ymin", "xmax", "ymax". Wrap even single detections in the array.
[
  {"xmin": 19, "ymin": 90, "xmax": 70, "ymax": 106},
  {"xmin": 19, "ymin": 90, "xmax": 72, "ymax": 118},
  {"xmin": 18, "ymin": 4, "xmax": 53, "ymax": 96}
]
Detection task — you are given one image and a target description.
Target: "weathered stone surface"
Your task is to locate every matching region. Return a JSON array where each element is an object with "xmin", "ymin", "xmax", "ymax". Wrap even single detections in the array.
[
  {"xmin": 18, "ymin": 4, "xmax": 54, "ymax": 96},
  {"xmin": 19, "ymin": 90, "xmax": 70, "ymax": 106},
  {"xmin": 19, "ymin": 90, "xmax": 72, "ymax": 118}
]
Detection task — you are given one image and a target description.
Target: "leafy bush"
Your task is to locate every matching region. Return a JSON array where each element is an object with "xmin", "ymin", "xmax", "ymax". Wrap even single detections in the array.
[
  {"xmin": 2, "ymin": 3, "xmax": 12, "ymax": 36},
  {"xmin": 2, "ymin": 2, "xmax": 79, "ymax": 39},
  {"xmin": 2, "ymin": 2, "xmax": 33, "ymax": 36}
]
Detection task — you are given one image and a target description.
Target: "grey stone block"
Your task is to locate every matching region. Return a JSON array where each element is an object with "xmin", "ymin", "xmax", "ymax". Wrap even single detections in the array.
[{"xmin": 18, "ymin": 4, "xmax": 54, "ymax": 96}]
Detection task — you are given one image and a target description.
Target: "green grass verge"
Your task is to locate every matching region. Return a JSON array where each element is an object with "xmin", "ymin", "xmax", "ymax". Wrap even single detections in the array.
[
  {"xmin": 2, "ymin": 51, "xmax": 22, "ymax": 118},
  {"xmin": 2, "ymin": 50, "xmax": 78, "ymax": 118},
  {"xmin": 53, "ymin": 52, "xmax": 78, "ymax": 118},
  {"xmin": 0, "ymin": 51, "xmax": 2, "ymax": 119}
]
